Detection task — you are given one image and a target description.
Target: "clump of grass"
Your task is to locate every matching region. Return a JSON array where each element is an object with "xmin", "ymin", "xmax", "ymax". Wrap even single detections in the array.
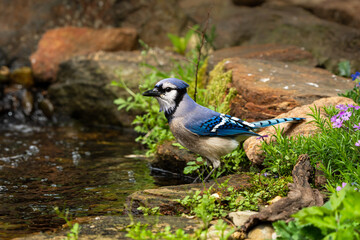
[{"xmin": 262, "ymin": 92, "xmax": 360, "ymax": 191}]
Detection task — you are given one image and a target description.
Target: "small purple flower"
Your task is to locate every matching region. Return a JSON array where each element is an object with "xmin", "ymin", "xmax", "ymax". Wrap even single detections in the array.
[
  {"xmin": 355, "ymin": 106, "xmax": 360, "ymax": 110},
  {"xmin": 341, "ymin": 111, "xmax": 352, "ymax": 121},
  {"xmin": 354, "ymin": 123, "xmax": 360, "ymax": 131},
  {"xmin": 336, "ymin": 182, "xmax": 347, "ymax": 191},
  {"xmin": 331, "ymin": 115, "xmax": 338, "ymax": 123},
  {"xmin": 351, "ymin": 72, "xmax": 360, "ymax": 81},
  {"xmin": 336, "ymin": 104, "xmax": 349, "ymax": 111},
  {"xmin": 356, "ymin": 140, "xmax": 360, "ymax": 147},
  {"xmin": 262, "ymin": 172, "xmax": 269, "ymax": 177},
  {"xmin": 332, "ymin": 118, "xmax": 343, "ymax": 128}
]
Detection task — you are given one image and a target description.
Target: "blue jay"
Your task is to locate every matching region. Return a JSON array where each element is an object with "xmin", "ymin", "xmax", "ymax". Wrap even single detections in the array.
[{"xmin": 143, "ymin": 78, "xmax": 304, "ymax": 182}]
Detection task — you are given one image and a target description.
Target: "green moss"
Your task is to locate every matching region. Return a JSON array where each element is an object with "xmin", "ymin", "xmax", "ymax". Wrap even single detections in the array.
[{"xmin": 205, "ymin": 59, "xmax": 236, "ymax": 114}]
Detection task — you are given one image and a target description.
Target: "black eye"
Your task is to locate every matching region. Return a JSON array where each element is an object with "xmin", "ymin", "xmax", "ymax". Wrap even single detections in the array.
[{"xmin": 165, "ymin": 87, "xmax": 172, "ymax": 92}]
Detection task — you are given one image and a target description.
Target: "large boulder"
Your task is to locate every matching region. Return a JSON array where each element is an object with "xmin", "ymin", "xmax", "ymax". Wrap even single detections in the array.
[
  {"xmin": 0, "ymin": 0, "xmax": 189, "ymax": 69},
  {"xmin": 48, "ymin": 49, "xmax": 184, "ymax": 126},
  {"xmin": 115, "ymin": 0, "xmax": 189, "ymax": 47},
  {"xmin": 0, "ymin": 0, "xmax": 120, "ymax": 69},
  {"xmin": 30, "ymin": 27, "xmax": 138, "ymax": 82},
  {"xmin": 221, "ymin": 57, "xmax": 354, "ymax": 122},
  {"xmin": 216, "ymin": 5, "xmax": 360, "ymax": 72},
  {"xmin": 208, "ymin": 43, "xmax": 317, "ymax": 72},
  {"xmin": 267, "ymin": 0, "xmax": 360, "ymax": 29}
]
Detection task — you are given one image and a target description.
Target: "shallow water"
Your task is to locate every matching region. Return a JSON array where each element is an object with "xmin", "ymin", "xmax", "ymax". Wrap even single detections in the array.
[{"xmin": 0, "ymin": 123, "xmax": 172, "ymax": 239}]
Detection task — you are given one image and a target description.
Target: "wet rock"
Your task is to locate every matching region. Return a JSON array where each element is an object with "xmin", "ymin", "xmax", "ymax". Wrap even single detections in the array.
[
  {"xmin": 228, "ymin": 211, "xmax": 257, "ymax": 227},
  {"xmin": 10, "ymin": 67, "xmax": 34, "ymax": 88},
  {"xmin": 30, "ymin": 27, "xmax": 138, "ymax": 82},
  {"xmin": 38, "ymin": 98, "xmax": 54, "ymax": 119},
  {"xmin": 48, "ymin": 49, "xmax": 185, "ymax": 126},
  {"xmin": 0, "ymin": 66, "xmax": 10, "ymax": 83},
  {"xmin": 212, "ymin": 5, "xmax": 360, "ymax": 72},
  {"xmin": 126, "ymin": 174, "xmax": 252, "ymax": 215},
  {"xmin": 208, "ymin": 44, "xmax": 317, "ymax": 72},
  {"xmin": 14, "ymin": 215, "xmax": 200, "ymax": 240},
  {"xmin": 247, "ymin": 223, "xmax": 275, "ymax": 240},
  {"xmin": 222, "ymin": 58, "xmax": 353, "ymax": 122},
  {"xmin": 244, "ymin": 96, "xmax": 355, "ymax": 164},
  {"xmin": 153, "ymin": 141, "xmax": 197, "ymax": 175}
]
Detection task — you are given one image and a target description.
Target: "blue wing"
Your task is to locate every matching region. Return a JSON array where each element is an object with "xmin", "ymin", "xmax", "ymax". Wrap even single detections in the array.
[{"xmin": 185, "ymin": 114, "xmax": 259, "ymax": 137}]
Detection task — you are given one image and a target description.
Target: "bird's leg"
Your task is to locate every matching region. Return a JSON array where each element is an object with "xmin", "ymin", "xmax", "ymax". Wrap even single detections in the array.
[
  {"xmin": 203, "ymin": 168, "xmax": 215, "ymax": 182},
  {"xmin": 193, "ymin": 159, "xmax": 212, "ymax": 183},
  {"xmin": 192, "ymin": 168, "xmax": 207, "ymax": 183}
]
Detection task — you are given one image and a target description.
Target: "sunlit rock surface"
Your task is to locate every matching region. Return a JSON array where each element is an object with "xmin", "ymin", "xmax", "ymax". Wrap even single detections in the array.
[
  {"xmin": 223, "ymin": 58, "xmax": 353, "ymax": 122},
  {"xmin": 30, "ymin": 27, "xmax": 138, "ymax": 82}
]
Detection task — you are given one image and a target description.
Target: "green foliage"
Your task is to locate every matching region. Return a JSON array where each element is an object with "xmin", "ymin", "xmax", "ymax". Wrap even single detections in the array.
[
  {"xmin": 178, "ymin": 174, "xmax": 291, "ymax": 217},
  {"xmin": 183, "ymin": 147, "xmax": 249, "ymax": 182},
  {"xmin": 212, "ymin": 219, "xmax": 236, "ymax": 240},
  {"xmin": 167, "ymin": 25, "xmax": 199, "ymax": 55},
  {"xmin": 183, "ymin": 156, "xmax": 207, "ymax": 175},
  {"xmin": 274, "ymin": 185, "xmax": 360, "ymax": 240},
  {"xmin": 137, "ymin": 206, "xmax": 160, "ymax": 216},
  {"xmin": 338, "ymin": 60, "xmax": 351, "ymax": 77},
  {"xmin": 261, "ymin": 104, "xmax": 360, "ymax": 190},
  {"xmin": 54, "ymin": 207, "xmax": 80, "ymax": 240},
  {"xmin": 340, "ymin": 85, "xmax": 360, "ymax": 104},
  {"xmin": 126, "ymin": 222, "xmax": 191, "ymax": 240}
]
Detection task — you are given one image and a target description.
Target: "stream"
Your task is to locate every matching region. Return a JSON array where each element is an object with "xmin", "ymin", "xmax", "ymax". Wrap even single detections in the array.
[{"xmin": 0, "ymin": 122, "xmax": 179, "ymax": 239}]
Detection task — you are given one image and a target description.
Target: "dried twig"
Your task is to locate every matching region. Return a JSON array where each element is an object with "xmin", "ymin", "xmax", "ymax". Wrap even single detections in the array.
[{"xmin": 193, "ymin": 11, "xmax": 210, "ymax": 102}]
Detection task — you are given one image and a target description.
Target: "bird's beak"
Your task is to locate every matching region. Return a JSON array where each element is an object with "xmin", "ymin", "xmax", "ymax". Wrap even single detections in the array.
[{"xmin": 142, "ymin": 89, "xmax": 161, "ymax": 97}]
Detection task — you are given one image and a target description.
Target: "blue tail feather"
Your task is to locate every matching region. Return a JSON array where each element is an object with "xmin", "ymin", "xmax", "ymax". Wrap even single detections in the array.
[{"xmin": 251, "ymin": 117, "xmax": 304, "ymax": 129}]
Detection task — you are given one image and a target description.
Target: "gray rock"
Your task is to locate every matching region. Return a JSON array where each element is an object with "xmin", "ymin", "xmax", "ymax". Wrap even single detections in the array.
[
  {"xmin": 228, "ymin": 211, "xmax": 257, "ymax": 227},
  {"xmin": 48, "ymin": 49, "xmax": 184, "ymax": 126}
]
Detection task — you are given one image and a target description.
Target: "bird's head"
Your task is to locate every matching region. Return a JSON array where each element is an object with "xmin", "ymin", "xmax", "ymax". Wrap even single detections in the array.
[{"xmin": 142, "ymin": 78, "xmax": 189, "ymax": 117}]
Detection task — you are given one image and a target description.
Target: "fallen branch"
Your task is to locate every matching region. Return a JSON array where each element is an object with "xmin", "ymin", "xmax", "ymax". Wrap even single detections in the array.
[{"xmin": 242, "ymin": 154, "xmax": 324, "ymax": 232}]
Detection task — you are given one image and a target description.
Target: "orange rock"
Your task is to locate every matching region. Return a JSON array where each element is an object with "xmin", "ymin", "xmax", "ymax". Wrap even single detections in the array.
[
  {"xmin": 30, "ymin": 27, "xmax": 138, "ymax": 82},
  {"xmin": 223, "ymin": 58, "xmax": 354, "ymax": 122}
]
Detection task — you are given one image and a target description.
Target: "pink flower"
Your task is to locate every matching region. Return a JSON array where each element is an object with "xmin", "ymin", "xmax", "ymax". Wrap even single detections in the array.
[
  {"xmin": 355, "ymin": 140, "xmax": 360, "ymax": 147},
  {"xmin": 336, "ymin": 104, "xmax": 348, "ymax": 111},
  {"xmin": 354, "ymin": 123, "xmax": 360, "ymax": 131},
  {"xmin": 336, "ymin": 182, "xmax": 347, "ymax": 191}
]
